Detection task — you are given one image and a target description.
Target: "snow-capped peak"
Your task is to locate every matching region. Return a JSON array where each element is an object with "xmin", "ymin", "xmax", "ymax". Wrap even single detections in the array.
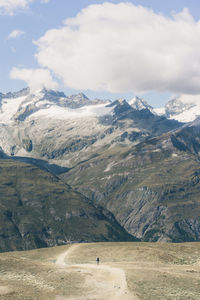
[
  {"xmin": 118, "ymin": 98, "xmax": 126, "ymax": 104},
  {"xmin": 129, "ymin": 96, "xmax": 154, "ymax": 112},
  {"xmin": 0, "ymin": 88, "xmax": 116, "ymax": 123},
  {"xmin": 165, "ymin": 97, "xmax": 196, "ymax": 117},
  {"xmin": 153, "ymin": 94, "xmax": 200, "ymax": 122}
]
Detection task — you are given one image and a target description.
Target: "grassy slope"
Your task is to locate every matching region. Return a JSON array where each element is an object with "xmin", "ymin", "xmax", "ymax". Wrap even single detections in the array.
[{"xmin": 0, "ymin": 242, "xmax": 200, "ymax": 299}]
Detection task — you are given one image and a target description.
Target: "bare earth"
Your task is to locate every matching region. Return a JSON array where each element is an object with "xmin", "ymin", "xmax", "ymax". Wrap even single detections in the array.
[
  {"xmin": 55, "ymin": 243, "xmax": 136, "ymax": 299},
  {"xmin": 0, "ymin": 242, "xmax": 200, "ymax": 299}
]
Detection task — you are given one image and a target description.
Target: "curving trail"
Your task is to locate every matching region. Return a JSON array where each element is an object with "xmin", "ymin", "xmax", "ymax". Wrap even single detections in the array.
[
  {"xmin": 55, "ymin": 244, "xmax": 80, "ymax": 266},
  {"xmin": 55, "ymin": 244, "xmax": 138, "ymax": 300}
]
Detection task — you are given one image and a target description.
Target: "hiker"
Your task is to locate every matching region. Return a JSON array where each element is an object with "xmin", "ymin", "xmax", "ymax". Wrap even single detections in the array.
[{"xmin": 96, "ymin": 257, "xmax": 100, "ymax": 265}]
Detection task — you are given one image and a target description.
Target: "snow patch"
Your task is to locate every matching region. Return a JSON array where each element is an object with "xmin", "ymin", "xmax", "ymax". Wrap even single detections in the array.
[
  {"xmin": 169, "ymin": 106, "xmax": 200, "ymax": 122},
  {"xmin": 29, "ymin": 103, "xmax": 115, "ymax": 120},
  {"xmin": 0, "ymin": 96, "xmax": 27, "ymax": 123},
  {"xmin": 35, "ymin": 100, "xmax": 51, "ymax": 108},
  {"xmin": 154, "ymin": 107, "xmax": 165, "ymax": 116}
]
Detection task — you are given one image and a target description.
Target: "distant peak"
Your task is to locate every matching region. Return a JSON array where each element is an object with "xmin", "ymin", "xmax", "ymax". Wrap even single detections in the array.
[
  {"xmin": 41, "ymin": 88, "xmax": 66, "ymax": 98},
  {"xmin": 129, "ymin": 96, "xmax": 145, "ymax": 106},
  {"xmin": 129, "ymin": 96, "xmax": 142, "ymax": 102},
  {"xmin": 129, "ymin": 96, "xmax": 154, "ymax": 112},
  {"xmin": 118, "ymin": 98, "xmax": 126, "ymax": 104},
  {"xmin": 78, "ymin": 92, "xmax": 88, "ymax": 98},
  {"xmin": 4, "ymin": 87, "xmax": 30, "ymax": 99},
  {"xmin": 108, "ymin": 99, "xmax": 129, "ymax": 107},
  {"xmin": 69, "ymin": 92, "xmax": 89, "ymax": 100}
]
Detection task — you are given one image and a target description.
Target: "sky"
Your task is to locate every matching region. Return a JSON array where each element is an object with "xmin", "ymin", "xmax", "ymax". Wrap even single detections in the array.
[{"xmin": 1, "ymin": 0, "xmax": 200, "ymax": 107}]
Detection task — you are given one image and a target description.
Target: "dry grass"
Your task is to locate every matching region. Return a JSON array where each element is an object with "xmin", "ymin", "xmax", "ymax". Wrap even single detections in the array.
[{"xmin": 0, "ymin": 242, "xmax": 200, "ymax": 299}]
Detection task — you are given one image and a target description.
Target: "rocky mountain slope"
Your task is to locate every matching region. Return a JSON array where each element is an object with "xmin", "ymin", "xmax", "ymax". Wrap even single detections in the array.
[
  {"xmin": 0, "ymin": 151, "xmax": 135, "ymax": 252},
  {"xmin": 0, "ymin": 88, "xmax": 181, "ymax": 167},
  {"xmin": 1, "ymin": 87, "xmax": 200, "ymax": 246},
  {"xmin": 154, "ymin": 94, "xmax": 200, "ymax": 122},
  {"xmin": 62, "ymin": 118, "xmax": 200, "ymax": 242}
]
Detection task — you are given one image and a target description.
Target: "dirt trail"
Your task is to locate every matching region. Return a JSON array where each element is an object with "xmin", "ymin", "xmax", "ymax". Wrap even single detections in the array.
[
  {"xmin": 55, "ymin": 244, "xmax": 138, "ymax": 300},
  {"xmin": 55, "ymin": 244, "xmax": 80, "ymax": 266}
]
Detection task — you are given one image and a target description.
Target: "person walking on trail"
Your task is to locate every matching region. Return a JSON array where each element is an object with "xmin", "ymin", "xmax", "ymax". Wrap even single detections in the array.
[{"xmin": 96, "ymin": 257, "xmax": 100, "ymax": 265}]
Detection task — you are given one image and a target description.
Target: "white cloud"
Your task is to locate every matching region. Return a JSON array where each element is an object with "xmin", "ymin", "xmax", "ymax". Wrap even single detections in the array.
[
  {"xmin": 0, "ymin": 0, "xmax": 32, "ymax": 15},
  {"xmin": 8, "ymin": 29, "xmax": 25, "ymax": 39},
  {"xmin": 10, "ymin": 67, "xmax": 58, "ymax": 92},
  {"xmin": 0, "ymin": 0, "xmax": 49, "ymax": 15},
  {"xmin": 34, "ymin": 3, "xmax": 200, "ymax": 95},
  {"xmin": 172, "ymin": 94, "xmax": 200, "ymax": 104}
]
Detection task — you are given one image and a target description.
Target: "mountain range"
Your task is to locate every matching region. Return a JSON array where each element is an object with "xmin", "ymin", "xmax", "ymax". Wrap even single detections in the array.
[{"xmin": 1, "ymin": 87, "xmax": 200, "ymax": 251}]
